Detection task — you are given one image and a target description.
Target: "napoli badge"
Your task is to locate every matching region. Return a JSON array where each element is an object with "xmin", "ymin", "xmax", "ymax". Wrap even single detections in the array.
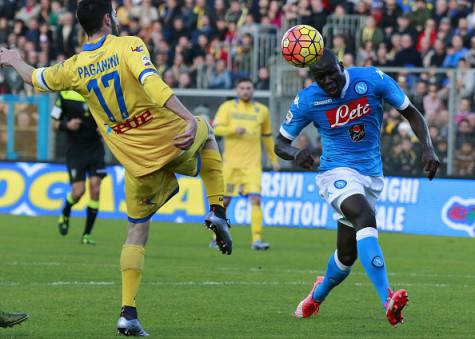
[{"xmin": 354, "ymin": 81, "xmax": 368, "ymax": 95}]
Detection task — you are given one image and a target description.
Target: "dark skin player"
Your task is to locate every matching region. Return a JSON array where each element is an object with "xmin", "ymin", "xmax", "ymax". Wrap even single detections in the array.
[{"xmin": 275, "ymin": 49, "xmax": 440, "ymax": 266}]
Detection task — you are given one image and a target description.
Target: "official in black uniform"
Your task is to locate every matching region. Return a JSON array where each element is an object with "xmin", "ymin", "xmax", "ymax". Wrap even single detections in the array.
[{"xmin": 51, "ymin": 90, "xmax": 107, "ymax": 245}]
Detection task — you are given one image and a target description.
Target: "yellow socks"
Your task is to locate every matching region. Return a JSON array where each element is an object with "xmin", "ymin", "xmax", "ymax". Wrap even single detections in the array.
[
  {"xmin": 120, "ymin": 244, "xmax": 145, "ymax": 307},
  {"xmin": 200, "ymin": 149, "xmax": 224, "ymax": 207},
  {"xmin": 251, "ymin": 203, "xmax": 263, "ymax": 242}
]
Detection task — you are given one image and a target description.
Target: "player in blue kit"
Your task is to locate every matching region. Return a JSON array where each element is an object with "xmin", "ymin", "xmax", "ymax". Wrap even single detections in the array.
[{"xmin": 275, "ymin": 49, "xmax": 440, "ymax": 326}]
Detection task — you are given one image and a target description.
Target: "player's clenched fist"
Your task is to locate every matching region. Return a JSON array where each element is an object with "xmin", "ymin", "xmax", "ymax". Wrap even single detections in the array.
[
  {"xmin": 0, "ymin": 48, "xmax": 21, "ymax": 67},
  {"xmin": 422, "ymin": 149, "xmax": 440, "ymax": 181}
]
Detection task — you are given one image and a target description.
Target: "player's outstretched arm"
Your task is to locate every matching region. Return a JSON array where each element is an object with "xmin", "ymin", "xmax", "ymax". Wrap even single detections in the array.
[
  {"xmin": 399, "ymin": 103, "xmax": 440, "ymax": 180},
  {"xmin": 275, "ymin": 133, "xmax": 314, "ymax": 169},
  {"xmin": 0, "ymin": 48, "xmax": 35, "ymax": 85}
]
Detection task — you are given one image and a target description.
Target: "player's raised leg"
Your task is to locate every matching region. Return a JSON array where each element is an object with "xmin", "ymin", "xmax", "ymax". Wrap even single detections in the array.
[
  {"xmin": 58, "ymin": 181, "xmax": 85, "ymax": 236},
  {"xmin": 117, "ymin": 220, "xmax": 149, "ymax": 336},
  {"xmin": 340, "ymin": 194, "xmax": 408, "ymax": 326},
  {"xmin": 295, "ymin": 222, "xmax": 355, "ymax": 318},
  {"xmin": 200, "ymin": 136, "xmax": 232, "ymax": 255}
]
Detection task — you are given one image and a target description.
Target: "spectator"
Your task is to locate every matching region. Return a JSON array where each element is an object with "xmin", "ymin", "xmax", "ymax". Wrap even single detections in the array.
[
  {"xmin": 438, "ymin": 17, "xmax": 454, "ymax": 45},
  {"xmin": 426, "ymin": 39, "xmax": 447, "ymax": 67},
  {"xmin": 455, "ymin": 141, "xmax": 475, "ymax": 176},
  {"xmin": 456, "ymin": 58, "xmax": 475, "ymax": 98},
  {"xmin": 331, "ymin": 34, "xmax": 349, "ymax": 61},
  {"xmin": 342, "ymin": 53, "xmax": 355, "ymax": 68},
  {"xmin": 394, "ymin": 138, "xmax": 418, "ymax": 176},
  {"xmin": 393, "ymin": 14, "xmax": 418, "ymax": 43},
  {"xmin": 15, "ymin": 0, "xmax": 41, "ymax": 23},
  {"xmin": 410, "ymin": 0, "xmax": 431, "ymax": 32},
  {"xmin": 360, "ymin": 16, "xmax": 384, "ymax": 48},
  {"xmin": 436, "ymin": 140, "xmax": 448, "ymax": 175},
  {"xmin": 457, "ymin": 118, "xmax": 474, "ymax": 146},
  {"xmin": 423, "ymin": 84, "xmax": 444, "ymax": 120},
  {"xmin": 455, "ymin": 98, "xmax": 475, "ymax": 124},
  {"xmin": 381, "ymin": 0, "xmax": 403, "ymax": 36},
  {"xmin": 409, "ymin": 80, "xmax": 428, "ymax": 115},
  {"xmin": 417, "ymin": 19, "xmax": 437, "ymax": 52},
  {"xmin": 356, "ymin": 40, "xmax": 376, "ymax": 66},
  {"xmin": 464, "ymin": 35, "xmax": 475, "ymax": 68},
  {"xmin": 56, "ymin": 12, "xmax": 77, "ymax": 57},
  {"xmin": 225, "ymin": 0, "xmax": 246, "ymax": 25},
  {"xmin": 301, "ymin": 0, "xmax": 328, "ymax": 32},
  {"xmin": 208, "ymin": 59, "xmax": 232, "ymax": 89},
  {"xmin": 443, "ymin": 35, "xmax": 468, "ymax": 67},
  {"xmin": 256, "ymin": 67, "xmax": 270, "ymax": 90},
  {"xmin": 394, "ymin": 34, "xmax": 422, "ymax": 67},
  {"xmin": 177, "ymin": 73, "xmax": 193, "ymax": 89},
  {"xmin": 163, "ymin": 69, "xmax": 177, "ymax": 88},
  {"xmin": 433, "ymin": 0, "xmax": 449, "ymax": 25},
  {"xmin": 374, "ymin": 43, "xmax": 393, "ymax": 67}
]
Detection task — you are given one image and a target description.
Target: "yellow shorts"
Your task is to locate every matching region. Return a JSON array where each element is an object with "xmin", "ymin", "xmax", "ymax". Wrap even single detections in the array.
[
  {"xmin": 125, "ymin": 117, "xmax": 211, "ymax": 223},
  {"xmin": 223, "ymin": 166, "xmax": 262, "ymax": 197}
]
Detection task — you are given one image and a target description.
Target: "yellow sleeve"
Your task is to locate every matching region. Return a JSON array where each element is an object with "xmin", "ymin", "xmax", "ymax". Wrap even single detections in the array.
[
  {"xmin": 123, "ymin": 37, "xmax": 159, "ymax": 84},
  {"xmin": 213, "ymin": 102, "xmax": 234, "ymax": 136},
  {"xmin": 142, "ymin": 75, "xmax": 174, "ymax": 107},
  {"xmin": 123, "ymin": 36, "xmax": 174, "ymax": 106},
  {"xmin": 261, "ymin": 107, "xmax": 278, "ymax": 164},
  {"xmin": 31, "ymin": 57, "xmax": 75, "ymax": 92}
]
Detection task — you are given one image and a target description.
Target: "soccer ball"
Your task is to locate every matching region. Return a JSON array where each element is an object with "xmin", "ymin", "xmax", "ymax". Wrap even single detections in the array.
[{"xmin": 281, "ymin": 25, "xmax": 324, "ymax": 68}]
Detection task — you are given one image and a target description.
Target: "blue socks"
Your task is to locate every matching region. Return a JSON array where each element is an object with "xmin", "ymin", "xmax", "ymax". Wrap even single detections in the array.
[
  {"xmin": 356, "ymin": 227, "xmax": 390, "ymax": 306},
  {"xmin": 312, "ymin": 251, "xmax": 351, "ymax": 302}
]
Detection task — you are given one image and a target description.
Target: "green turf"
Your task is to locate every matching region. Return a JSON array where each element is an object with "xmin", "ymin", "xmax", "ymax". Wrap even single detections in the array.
[{"xmin": 0, "ymin": 215, "xmax": 474, "ymax": 338}]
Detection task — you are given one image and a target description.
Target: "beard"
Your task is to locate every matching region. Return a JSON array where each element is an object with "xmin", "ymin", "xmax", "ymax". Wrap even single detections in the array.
[{"xmin": 111, "ymin": 23, "xmax": 120, "ymax": 36}]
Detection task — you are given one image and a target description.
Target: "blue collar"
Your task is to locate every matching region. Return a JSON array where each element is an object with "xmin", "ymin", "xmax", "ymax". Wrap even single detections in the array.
[{"xmin": 83, "ymin": 35, "xmax": 108, "ymax": 51}]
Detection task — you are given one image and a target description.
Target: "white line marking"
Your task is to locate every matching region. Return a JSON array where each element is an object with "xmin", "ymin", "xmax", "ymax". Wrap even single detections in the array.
[{"xmin": 0, "ymin": 281, "xmax": 471, "ymax": 288}]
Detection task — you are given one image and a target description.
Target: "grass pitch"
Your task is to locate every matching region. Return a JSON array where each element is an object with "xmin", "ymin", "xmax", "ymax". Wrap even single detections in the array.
[{"xmin": 0, "ymin": 215, "xmax": 474, "ymax": 338}]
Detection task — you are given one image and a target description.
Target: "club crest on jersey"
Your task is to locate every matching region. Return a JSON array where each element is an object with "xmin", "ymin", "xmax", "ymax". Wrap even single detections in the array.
[
  {"xmin": 131, "ymin": 46, "xmax": 143, "ymax": 53},
  {"xmin": 325, "ymin": 97, "xmax": 371, "ymax": 128},
  {"xmin": 334, "ymin": 180, "xmax": 347, "ymax": 189},
  {"xmin": 349, "ymin": 123, "xmax": 365, "ymax": 142},
  {"xmin": 354, "ymin": 81, "xmax": 367, "ymax": 95}
]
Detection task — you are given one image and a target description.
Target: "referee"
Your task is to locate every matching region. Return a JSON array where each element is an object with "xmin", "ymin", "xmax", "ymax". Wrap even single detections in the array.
[{"xmin": 51, "ymin": 90, "xmax": 107, "ymax": 245}]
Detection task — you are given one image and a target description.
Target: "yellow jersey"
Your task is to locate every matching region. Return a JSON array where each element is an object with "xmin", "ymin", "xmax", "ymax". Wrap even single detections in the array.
[
  {"xmin": 213, "ymin": 99, "xmax": 277, "ymax": 169},
  {"xmin": 32, "ymin": 34, "xmax": 187, "ymax": 177}
]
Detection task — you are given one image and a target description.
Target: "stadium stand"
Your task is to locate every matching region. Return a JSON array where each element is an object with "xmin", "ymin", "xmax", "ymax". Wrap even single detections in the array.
[{"xmin": 0, "ymin": 0, "xmax": 473, "ymax": 177}]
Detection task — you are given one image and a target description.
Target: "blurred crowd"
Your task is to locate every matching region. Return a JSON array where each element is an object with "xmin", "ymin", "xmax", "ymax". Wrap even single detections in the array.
[{"xmin": 0, "ymin": 0, "xmax": 474, "ymax": 176}]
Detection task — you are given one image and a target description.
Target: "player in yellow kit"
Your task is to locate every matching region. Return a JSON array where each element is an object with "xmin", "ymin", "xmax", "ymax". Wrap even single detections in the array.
[
  {"xmin": 213, "ymin": 78, "xmax": 280, "ymax": 250},
  {"xmin": 0, "ymin": 0, "xmax": 232, "ymax": 336}
]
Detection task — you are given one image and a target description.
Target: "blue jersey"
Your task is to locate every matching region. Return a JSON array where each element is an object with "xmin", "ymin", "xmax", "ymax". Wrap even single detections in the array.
[{"xmin": 280, "ymin": 67, "xmax": 409, "ymax": 176}]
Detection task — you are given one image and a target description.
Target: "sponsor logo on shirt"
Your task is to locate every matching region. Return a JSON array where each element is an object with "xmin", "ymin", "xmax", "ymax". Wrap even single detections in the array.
[
  {"xmin": 349, "ymin": 123, "xmax": 365, "ymax": 142},
  {"xmin": 313, "ymin": 98, "xmax": 333, "ymax": 106},
  {"xmin": 110, "ymin": 111, "xmax": 153, "ymax": 134},
  {"xmin": 131, "ymin": 46, "xmax": 143, "ymax": 53},
  {"xmin": 325, "ymin": 97, "xmax": 371, "ymax": 128},
  {"xmin": 141, "ymin": 55, "xmax": 152, "ymax": 66}
]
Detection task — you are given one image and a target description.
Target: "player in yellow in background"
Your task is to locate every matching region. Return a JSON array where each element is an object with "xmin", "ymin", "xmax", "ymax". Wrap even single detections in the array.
[
  {"xmin": 213, "ymin": 78, "xmax": 280, "ymax": 250},
  {"xmin": 0, "ymin": 0, "xmax": 232, "ymax": 336}
]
